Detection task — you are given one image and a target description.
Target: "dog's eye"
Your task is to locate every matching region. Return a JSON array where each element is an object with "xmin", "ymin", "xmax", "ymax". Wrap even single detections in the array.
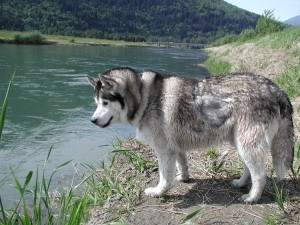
[{"xmin": 103, "ymin": 101, "xmax": 109, "ymax": 106}]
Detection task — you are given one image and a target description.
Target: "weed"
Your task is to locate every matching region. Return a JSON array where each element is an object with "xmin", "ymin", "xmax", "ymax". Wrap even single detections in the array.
[
  {"xmin": 271, "ymin": 178, "xmax": 287, "ymax": 213},
  {"xmin": 204, "ymin": 57, "xmax": 231, "ymax": 75},
  {"xmin": 0, "ymin": 147, "xmax": 89, "ymax": 225},
  {"xmin": 204, "ymin": 148, "xmax": 227, "ymax": 174},
  {"xmin": 179, "ymin": 208, "xmax": 202, "ymax": 225},
  {"xmin": 80, "ymin": 141, "xmax": 155, "ymax": 217},
  {"xmin": 263, "ymin": 210, "xmax": 281, "ymax": 225},
  {"xmin": 275, "ymin": 65, "xmax": 300, "ymax": 98},
  {"xmin": 0, "ymin": 72, "xmax": 15, "ymax": 140},
  {"xmin": 13, "ymin": 31, "xmax": 46, "ymax": 44}
]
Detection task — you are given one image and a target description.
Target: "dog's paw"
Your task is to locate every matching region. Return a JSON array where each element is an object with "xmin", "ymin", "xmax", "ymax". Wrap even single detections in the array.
[
  {"xmin": 239, "ymin": 194, "xmax": 258, "ymax": 204},
  {"xmin": 144, "ymin": 187, "xmax": 163, "ymax": 197},
  {"xmin": 232, "ymin": 179, "xmax": 246, "ymax": 188},
  {"xmin": 176, "ymin": 174, "xmax": 189, "ymax": 182}
]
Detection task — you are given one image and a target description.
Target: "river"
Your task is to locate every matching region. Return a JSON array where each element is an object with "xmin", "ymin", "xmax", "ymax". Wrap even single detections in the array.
[{"xmin": 0, "ymin": 44, "xmax": 208, "ymax": 206}]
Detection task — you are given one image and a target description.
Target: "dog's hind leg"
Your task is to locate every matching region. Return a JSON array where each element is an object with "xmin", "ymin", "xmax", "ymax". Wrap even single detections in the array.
[
  {"xmin": 175, "ymin": 151, "xmax": 189, "ymax": 182},
  {"xmin": 234, "ymin": 126, "xmax": 269, "ymax": 204},
  {"xmin": 145, "ymin": 150, "xmax": 176, "ymax": 197},
  {"xmin": 232, "ymin": 163, "xmax": 250, "ymax": 188}
]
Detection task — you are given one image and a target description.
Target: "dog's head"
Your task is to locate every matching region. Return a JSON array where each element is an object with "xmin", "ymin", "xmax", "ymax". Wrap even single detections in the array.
[{"xmin": 86, "ymin": 67, "xmax": 142, "ymax": 128}]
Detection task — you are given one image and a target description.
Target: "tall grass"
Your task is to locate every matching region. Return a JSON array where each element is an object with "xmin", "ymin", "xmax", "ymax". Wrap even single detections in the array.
[
  {"xmin": 0, "ymin": 72, "xmax": 15, "ymax": 140},
  {"xmin": 0, "ymin": 73, "xmax": 90, "ymax": 224},
  {"xmin": 13, "ymin": 32, "xmax": 46, "ymax": 45},
  {"xmin": 0, "ymin": 147, "xmax": 90, "ymax": 225}
]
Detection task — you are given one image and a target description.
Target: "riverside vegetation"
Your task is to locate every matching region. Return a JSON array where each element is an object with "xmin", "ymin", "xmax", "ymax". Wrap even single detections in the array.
[
  {"xmin": 1, "ymin": 17, "xmax": 300, "ymax": 225},
  {"xmin": 0, "ymin": 30, "xmax": 153, "ymax": 47}
]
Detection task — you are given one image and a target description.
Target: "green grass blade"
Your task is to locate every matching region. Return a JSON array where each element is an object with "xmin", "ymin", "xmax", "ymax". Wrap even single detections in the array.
[
  {"xmin": 47, "ymin": 159, "xmax": 72, "ymax": 190},
  {"xmin": 45, "ymin": 145, "xmax": 54, "ymax": 164},
  {"xmin": 33, "ymin": 168, "xmax": 42, "ymax": 225},
  {"xmin": 0, "ymin": 196, "xmax": 7, "ymax": 225},
  {"xmin": 0, "ymin": 72, "xmax": 15, "ymax": 140},
  {"xmin": 179, "ymin": 208, "xmax": 202, "ymax": 224}
]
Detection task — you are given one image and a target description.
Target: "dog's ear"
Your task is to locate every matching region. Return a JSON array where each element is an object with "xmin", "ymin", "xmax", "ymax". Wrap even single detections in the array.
[
  {"xmin": 99, "ymin": 75, "xmax": 117, "ymax": 90},
  {"xmin": 86, "ymin": 76, "xmax": 100, "ymax": 88}
]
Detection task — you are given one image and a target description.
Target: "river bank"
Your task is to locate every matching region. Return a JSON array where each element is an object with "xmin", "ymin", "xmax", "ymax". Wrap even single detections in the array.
[
  {"xmin": 87, "ymin": 28, "xmax": 300, "ymax": 224},
  {"xmin": 0, "ymin": 30, "xmax": 153, "ymax": 47}
]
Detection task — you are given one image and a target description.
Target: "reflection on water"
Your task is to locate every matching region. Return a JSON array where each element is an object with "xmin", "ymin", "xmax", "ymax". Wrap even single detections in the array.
[{"xmin": 0, "ymin": 44, "xmax": 208, "ymax": 205}]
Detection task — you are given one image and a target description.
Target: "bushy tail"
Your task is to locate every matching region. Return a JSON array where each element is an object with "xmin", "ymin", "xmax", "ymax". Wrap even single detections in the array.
[{"xmin": 271, "ymin": 117, "xmax": 294, "ymax": 180}]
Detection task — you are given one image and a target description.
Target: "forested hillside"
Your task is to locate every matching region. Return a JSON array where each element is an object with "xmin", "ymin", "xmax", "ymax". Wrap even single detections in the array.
[{"xmin": 0, "ymin": 0, "xmax": 260, "ymax": 43}]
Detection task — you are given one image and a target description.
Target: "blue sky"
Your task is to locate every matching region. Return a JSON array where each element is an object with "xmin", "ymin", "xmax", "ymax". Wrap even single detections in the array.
[{"xmin": 225, "ymin": 0, "xmax": 300, "ymax": 21}]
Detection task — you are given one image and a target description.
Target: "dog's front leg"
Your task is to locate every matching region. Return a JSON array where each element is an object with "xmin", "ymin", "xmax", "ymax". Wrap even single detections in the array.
[{"xmin": 145, "ymin": 150, "xmax": 176, "ymax": 197}]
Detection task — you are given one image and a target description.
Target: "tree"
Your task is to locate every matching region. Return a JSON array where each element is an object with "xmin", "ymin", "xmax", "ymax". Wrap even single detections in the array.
[{"xmin": 256, "ymin": 9, "xmax": 284, "ymax": 36}]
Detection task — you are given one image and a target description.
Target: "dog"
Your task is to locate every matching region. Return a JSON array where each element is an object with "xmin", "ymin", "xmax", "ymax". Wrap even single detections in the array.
[{"xmin": 86, "ymin": 67, "xmax": 294, "ymax": 204}]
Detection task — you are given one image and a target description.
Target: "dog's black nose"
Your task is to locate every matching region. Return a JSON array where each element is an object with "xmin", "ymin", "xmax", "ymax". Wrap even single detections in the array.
[{"xmin": 91, "ymin": 118, "xmax": 97, "ymax": 124}]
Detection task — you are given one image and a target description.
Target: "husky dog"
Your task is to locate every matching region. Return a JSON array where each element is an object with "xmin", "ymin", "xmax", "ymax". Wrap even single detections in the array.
[{"xmin": 87, "ymin": 67, "xmax": 294, "ymax": 204}]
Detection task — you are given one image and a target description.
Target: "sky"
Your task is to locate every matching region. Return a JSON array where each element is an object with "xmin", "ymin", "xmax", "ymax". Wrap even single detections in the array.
[{"xmin": 225, "ymin": 0, "xmax": 300, "ymax": 21}]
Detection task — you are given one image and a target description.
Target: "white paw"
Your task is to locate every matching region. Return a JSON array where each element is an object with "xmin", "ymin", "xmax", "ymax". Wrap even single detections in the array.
[
  {"xmin": 176, "ymin": 173, "xmax": 189, "ymax": 182},
  {"xmin": 232, "ymin": 179, "xmax": 246, "ymax": 188},
  {"xmin": 144, "ymin": 187, "xmax": 164, "ymax": 197},
  {"xmin": 239, "ymin": 194, "xmax": 258, "ymax": 204}
]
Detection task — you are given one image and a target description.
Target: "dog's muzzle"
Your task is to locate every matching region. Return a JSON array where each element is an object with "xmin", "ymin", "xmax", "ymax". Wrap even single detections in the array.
[
  {"xmin": 90, "ymin": 116, "xmax": 113, "ymax": 128},
  {"xmin": 91, "ymin": 118, "xmax": 98, "ymax": 125}
]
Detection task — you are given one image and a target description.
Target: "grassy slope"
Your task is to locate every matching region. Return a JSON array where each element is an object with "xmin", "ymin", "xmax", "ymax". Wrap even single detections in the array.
[{"xmin": 205, "ymin": 26, "xmax": 300, "ymax": 98}]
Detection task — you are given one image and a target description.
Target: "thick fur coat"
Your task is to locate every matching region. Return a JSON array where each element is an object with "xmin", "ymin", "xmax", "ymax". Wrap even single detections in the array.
[{"xmin": 87, "ymin": 67, "xmax": 294, "ymax": 203}]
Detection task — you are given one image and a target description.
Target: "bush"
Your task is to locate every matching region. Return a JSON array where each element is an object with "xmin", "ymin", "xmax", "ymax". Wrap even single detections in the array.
[
  {"xmin": 256, "ymin": 10, "xmax": 284, "ymax": 36},
  {"xmin": 13, "ymin": 31, "xmax": 46, "ymax": 44},
  {"xmin": 210, "ymin": 33, "xmax": 239, "ymax": 47},
  {"xmin": 239, "ymin": 28, "xmax": 257, "ymax": 42}
]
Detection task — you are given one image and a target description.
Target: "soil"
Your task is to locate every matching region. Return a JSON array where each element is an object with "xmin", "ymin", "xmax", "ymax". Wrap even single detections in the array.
[{"xmin": 87, "ymin": 43, "xmax": 300, "ymax": 225}]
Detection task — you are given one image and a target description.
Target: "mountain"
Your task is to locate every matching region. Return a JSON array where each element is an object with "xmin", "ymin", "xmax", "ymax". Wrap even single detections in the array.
[
  {"xmin": 284, "ymin": 15, "xmax": 300, "ymax": 26},
  {"xmin": 0, "ymin": 0, "xmax": 260, "ymax": 43}
]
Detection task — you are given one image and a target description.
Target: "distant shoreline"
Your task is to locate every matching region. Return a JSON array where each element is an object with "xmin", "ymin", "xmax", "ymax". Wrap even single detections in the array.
[{"xmin": 0, "ymin": 30, "xmax": 207, "ymax": 48}]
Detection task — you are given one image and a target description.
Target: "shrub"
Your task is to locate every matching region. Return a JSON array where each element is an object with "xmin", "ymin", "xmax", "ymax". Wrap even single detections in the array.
[
  {"xmin": 256, "ymin": 10, "xmax": 284, "ymax": 36},
  {"xmin": 13, "ymin": 31, "xmax": 46, "ymax": 44},
  {"xmin": 210, "ymin": 33, "xmax": 239, "ymax": 47},
  {"xmin": 238, "ymin": 28, "xmax": 257, "ymax": 42}
]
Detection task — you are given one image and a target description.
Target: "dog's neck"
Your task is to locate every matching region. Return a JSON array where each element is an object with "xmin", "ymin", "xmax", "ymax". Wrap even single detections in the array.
[{"xmin": 130, "ymin": 71, "xmax": 156, "ymax": 127}]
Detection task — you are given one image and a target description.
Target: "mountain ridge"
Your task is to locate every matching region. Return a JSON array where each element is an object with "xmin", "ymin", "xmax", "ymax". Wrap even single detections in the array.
[
  {"xmin": 0, "ymin": 0, "xmax": 260, "ymax": 43},
  {"xmin": 284, "ymin": 15, "xmax": 300, "ymax": 26}
]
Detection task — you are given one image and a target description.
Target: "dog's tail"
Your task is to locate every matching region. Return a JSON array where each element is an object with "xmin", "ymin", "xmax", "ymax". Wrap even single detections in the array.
[{"xmin": 271, "ymin": 100, "xmax": 294, "ymax": 180}]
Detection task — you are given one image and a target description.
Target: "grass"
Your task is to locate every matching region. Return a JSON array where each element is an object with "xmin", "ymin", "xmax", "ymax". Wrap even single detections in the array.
[
  {"xmin": 0, "ymin": 72, "xmax": 15, "ymax": 140},
  {"xmin": 0, "ymin": 135, "xmax": 155, "ymax": 224},
  {"xmin": 0, "ymin": 74, "xmax": 89, "ymax": 224},
  {"xmin": 254, "ymin": 26, "xmax": 300, "ymax": 50},
  {"xmin": 0, "ymin": 30, "xmax": 155, "ymax": 47},
  {"xmin": 12, "ymin": 31, "xmax": 46, "ymax": 45},
  {"xmin": 0, "ymin": 75, "xmax": 154, "ymax": 223},
  {"xmin": 0, "ymin": 147, "xmax": 89, "ymax": 225},
  {"xmin": 204, "ymin": 57, "xmax": 231, "ymax": 75},
  {"xmin": 79, "ymin": 139, "xmax": 156, "ymax": 220},
  {"xmin": 275, "ymin": 64, "xmax": 300, "ymax": 98}
]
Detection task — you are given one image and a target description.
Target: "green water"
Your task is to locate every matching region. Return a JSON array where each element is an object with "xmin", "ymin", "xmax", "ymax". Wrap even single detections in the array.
[{"xmin": 0, "ymin": 44, "xmax": 208, "ymax": 205}]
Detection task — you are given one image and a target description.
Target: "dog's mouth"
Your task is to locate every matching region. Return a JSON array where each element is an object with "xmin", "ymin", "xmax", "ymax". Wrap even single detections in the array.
[{"xmin": 100, "ymin": 116, "xmax": 113, "ymax": 128}]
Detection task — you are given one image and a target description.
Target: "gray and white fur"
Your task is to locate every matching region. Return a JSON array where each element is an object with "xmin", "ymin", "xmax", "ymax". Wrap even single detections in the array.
[{"xmin": 87, "ymin": 67, "xmax": 294, "ymax": 204}]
